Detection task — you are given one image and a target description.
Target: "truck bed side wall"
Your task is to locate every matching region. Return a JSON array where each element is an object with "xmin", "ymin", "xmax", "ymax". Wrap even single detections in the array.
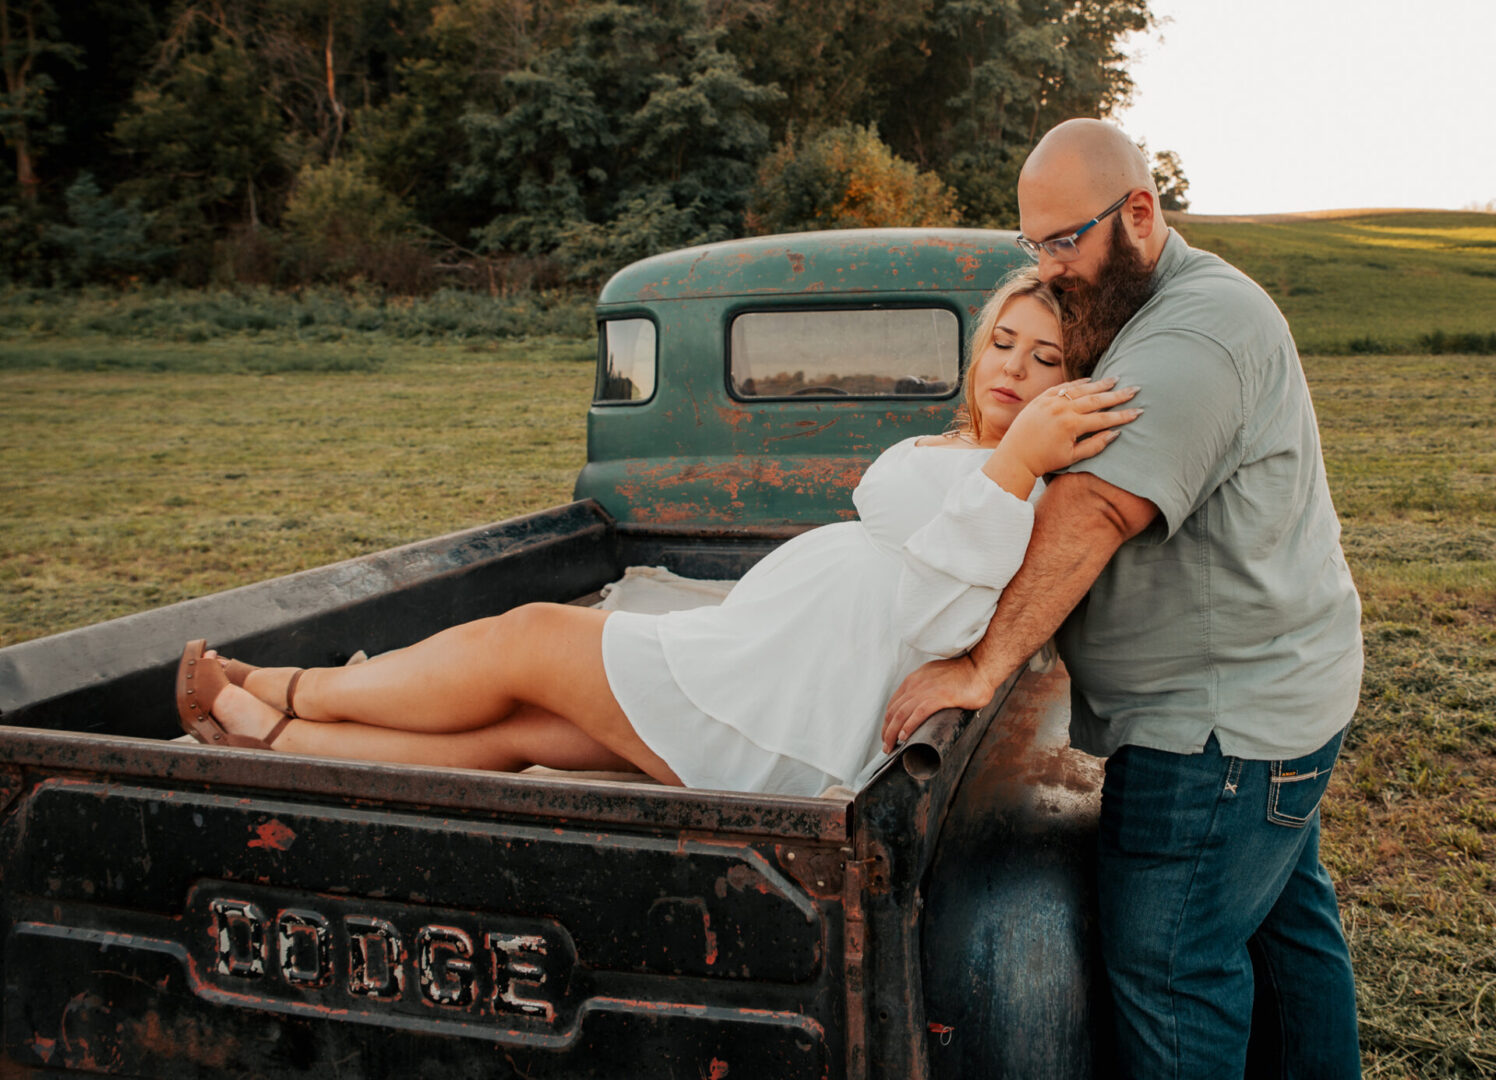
[{"xmin": 0, "ymin": 502, "xmax": 621, "ymax": 738}]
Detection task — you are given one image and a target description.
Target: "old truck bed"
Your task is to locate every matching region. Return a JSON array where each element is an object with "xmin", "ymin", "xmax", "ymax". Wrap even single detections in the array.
[{"xmin": 3, "ymin": 501, "xmax": 1077, "ymax": 1079}]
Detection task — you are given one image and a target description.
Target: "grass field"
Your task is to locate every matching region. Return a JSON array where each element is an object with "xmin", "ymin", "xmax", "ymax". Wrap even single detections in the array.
[
  {"xmin": 0, "ymin": 337, "xmax": 594, "ymax": 644},
  {"xmin": 2, "ymin": 213, "xmax": 1496, "ymax": 1075},
  {"xmin": 1173, "ymin": 210, "xmax": 1496, "ymax": 355}
]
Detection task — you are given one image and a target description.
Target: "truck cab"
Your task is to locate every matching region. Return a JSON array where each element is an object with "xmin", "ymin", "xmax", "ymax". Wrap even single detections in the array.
[{"xmin": 0, "ymin": 229, "xmax": 1110, "ymax": 1079}]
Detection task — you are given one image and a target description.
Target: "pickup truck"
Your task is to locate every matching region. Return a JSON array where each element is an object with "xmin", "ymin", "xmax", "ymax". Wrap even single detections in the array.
[{"xmin": 0, "ymin": 228, "xmax": 1111, "ymax": 1079}]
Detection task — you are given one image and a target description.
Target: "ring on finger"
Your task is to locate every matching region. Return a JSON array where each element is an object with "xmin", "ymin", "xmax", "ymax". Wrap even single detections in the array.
[{"xmin": 1057, "ymin": 388, "xmax": 1071, "ymax": 399}]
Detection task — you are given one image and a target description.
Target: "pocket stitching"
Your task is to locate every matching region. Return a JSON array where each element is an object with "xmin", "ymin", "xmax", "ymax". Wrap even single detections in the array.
[{"xmin": 1267, "ymin": 761, "xmax": 1327, "ymax": 827}]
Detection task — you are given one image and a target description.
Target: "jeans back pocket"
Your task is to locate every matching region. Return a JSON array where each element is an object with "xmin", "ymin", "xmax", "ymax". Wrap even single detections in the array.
[{"xmin": 1265, "ymin": 729, "xmax": 1345, "ymax": 828}]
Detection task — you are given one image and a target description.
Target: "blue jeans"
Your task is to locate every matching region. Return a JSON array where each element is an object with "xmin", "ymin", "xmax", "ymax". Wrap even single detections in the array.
[{"xmin": 1097, "ymin": 730, "xmax": 1360, "ymax": 1079}]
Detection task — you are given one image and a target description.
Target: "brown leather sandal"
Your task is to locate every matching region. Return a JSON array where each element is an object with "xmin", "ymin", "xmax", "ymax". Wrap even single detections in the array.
[{"xmin": 176, "ymin": 640, "xmax": 293, "ymax": 749}]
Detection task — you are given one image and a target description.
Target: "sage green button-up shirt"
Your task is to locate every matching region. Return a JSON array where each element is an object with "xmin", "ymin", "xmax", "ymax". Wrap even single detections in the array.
[{"xmin": 1059, "ymin": 231, "xmax": 1362, "ymax": 760}]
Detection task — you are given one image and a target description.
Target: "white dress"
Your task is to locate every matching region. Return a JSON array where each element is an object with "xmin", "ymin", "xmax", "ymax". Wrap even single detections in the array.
[{"xmin": 601, "ymin": 437, "xmax": 1040, "ymax": 796}]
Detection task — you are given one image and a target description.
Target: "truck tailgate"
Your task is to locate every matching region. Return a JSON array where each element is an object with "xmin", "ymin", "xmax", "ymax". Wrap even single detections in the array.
[{"xmin": 1, "ymin": 737, "xmax": 854, "ymax": 1078}]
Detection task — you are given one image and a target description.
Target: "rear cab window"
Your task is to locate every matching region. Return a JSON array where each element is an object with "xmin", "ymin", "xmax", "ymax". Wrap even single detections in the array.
[{"xmin": 728, "ymin": 307, "xmax": 961, "ymax": 399}]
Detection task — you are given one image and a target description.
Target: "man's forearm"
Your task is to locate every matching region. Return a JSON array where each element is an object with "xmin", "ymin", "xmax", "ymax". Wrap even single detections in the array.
[{"xmin": 969, "ymin": 472, "xmax": 1153, "ymax": 688}]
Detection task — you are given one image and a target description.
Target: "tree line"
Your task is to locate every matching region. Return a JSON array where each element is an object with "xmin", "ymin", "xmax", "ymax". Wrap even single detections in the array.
[{"xmin": 1, "ymin": 0, "xmax": 1188, "ymax": 291}]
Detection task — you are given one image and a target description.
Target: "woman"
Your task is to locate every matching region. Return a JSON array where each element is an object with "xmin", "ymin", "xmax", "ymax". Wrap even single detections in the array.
[{"xmin": 177, "ymin": 269, "xmax": 1139, "ymax": 796}]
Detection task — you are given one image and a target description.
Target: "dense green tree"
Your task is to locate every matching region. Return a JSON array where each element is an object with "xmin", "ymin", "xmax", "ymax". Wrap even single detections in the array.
[
  {"xmin": 43, "ymin": 171, "xmax": 170, "ymax": 282},
  {"xmin": 885, "ymin": 0, "xmax": 1155, "ymax": 226},
  {"xmin": 2, "ymin": 0, "xmax": 1171, "ymax": 286},
  {"xmin": 348, "ymin": 0, "xmax": 568, "ymax": 236},
  {"xmin": 1151, "ymin": 148, "xmax": 1189, "ymax": 211},
  {"xmin": 723, "ymin": 0, "xmax": 932, "ymax": 139},
  {"xmin": 459, "ymin": 0, "xmax": 780, "ymax": 277},
  {"xmin": 281, "ymin": 155, "xmax": 422, "ymax": 284},
  {"xmin": 113, "ymin": 34, "xmax": 285, "ymax": 238}
]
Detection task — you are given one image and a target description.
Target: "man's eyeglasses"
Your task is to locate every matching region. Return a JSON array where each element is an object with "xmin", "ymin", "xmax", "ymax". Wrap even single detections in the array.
[{"xmin": 1015, "ymin": 191, "xmax": 1131, "ymax": 262}]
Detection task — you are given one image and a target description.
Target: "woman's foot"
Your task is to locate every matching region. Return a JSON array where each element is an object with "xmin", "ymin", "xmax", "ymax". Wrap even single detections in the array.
[
  {"xmin": 206, "ymin": 649, "xmax": 307, "ymax": 719},
  {"xmin": 211, "ymin": 684, "xmax": 302, "ymax": 745},
  {"xmin": 177, "ymin": 640, "xmax": 294, "ymax": 749}
]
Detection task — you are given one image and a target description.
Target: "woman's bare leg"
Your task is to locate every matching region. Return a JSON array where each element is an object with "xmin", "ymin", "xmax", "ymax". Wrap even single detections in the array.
[
  {"xmin": 211, "ymin": 693, "xmax": 641, "ymax": 773},
  {"xmin": 210, "ymin": 604, "xmax": 683, "ymax": 784}
]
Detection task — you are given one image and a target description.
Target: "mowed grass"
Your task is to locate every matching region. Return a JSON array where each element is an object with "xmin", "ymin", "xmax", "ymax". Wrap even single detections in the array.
[
  {"xmin": 0, "ymin": 337, "xmax": 594, "ymax": 645},
  {"xmin": 1305, "ymin": 353, "xmax": 1496, "ymax": 1078},
  {"xmin": 1173, "ymin": 210, "xmax": 1496, "ymax": 355},
  {"xmin": 3, "ymin": 211, "xmax": 1496, "ymax": 1074}
]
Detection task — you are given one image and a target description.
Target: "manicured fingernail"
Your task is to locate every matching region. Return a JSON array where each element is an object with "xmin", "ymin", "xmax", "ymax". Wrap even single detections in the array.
[{"xmin": 1125, "ymin": 386, "xmax": 1141, "ymax": 393}]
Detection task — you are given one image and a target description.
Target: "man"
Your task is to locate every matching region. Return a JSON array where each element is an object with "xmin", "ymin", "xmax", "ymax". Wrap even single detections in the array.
[{"xmin": 883, "ymin": 119, "xmax": 1363, "ymax": 1077}]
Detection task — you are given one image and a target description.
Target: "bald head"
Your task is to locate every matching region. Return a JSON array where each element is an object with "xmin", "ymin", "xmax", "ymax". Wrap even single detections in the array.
[
  {"xmin": 1017, "ymin": 119, "xmax": 1167, "ymax": 280},
  {"xmin": 1021, "ymin": 119, "xmax": 1155, "ymax": 205}
]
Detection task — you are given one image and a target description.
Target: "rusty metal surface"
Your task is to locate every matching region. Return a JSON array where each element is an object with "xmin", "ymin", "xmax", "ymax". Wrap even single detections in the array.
[
  {"xmin": 1, "ymin": 767, "xmax": 852, "ymax": 1077},
  {"xmin": 0, "ymin": 658, "xmax": 1095, "ymax": 1079},
  {"xmin": 598, "ymin": 229, "xmax": 1021, "ymax": 304},
  {"xmin": 920, "ymin": 662, "xmax": 1114, "ymax": 1079},
  {"xmin": 808, "ymin": 666, "xmax": 1034, "ymax": 1080},
  {"xmin": 0, "ymin": 729, "xmax": 850, "ymax": 843}
]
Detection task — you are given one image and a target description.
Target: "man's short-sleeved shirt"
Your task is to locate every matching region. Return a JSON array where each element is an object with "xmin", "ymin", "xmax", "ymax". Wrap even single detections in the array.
[{"xmin": 1059, "ymin": 230, "xmax": 1362, "ymax": 759}]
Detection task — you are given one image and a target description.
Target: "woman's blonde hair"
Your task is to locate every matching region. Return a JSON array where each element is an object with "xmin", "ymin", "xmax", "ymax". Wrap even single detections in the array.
[{"xmin": 950, "ymin": 266, "xmax": 1064, "ymax": 444}]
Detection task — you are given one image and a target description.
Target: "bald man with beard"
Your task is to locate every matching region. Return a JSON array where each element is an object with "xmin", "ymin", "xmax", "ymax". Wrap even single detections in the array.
[{"xmin": 884, "ymin": 120, "xmax": 1363, "ymax": 1077}]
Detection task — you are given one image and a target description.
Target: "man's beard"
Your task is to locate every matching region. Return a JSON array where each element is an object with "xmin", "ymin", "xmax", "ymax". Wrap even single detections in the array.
[{"xmin": 1055, "ymin": 218, "xmax": 1157, "ymax": 379}]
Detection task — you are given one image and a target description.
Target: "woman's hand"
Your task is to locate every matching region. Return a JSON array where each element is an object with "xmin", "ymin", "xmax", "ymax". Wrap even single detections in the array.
[{"xmin": 997, "ymin": 377, "xmax": 1141, "ymax": 482}]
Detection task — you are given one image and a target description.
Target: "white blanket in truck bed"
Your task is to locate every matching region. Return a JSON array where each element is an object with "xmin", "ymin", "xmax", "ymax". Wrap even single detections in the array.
[{"xmin": 591, "ymin": 565, "xmax": 736, "ymax": 614}]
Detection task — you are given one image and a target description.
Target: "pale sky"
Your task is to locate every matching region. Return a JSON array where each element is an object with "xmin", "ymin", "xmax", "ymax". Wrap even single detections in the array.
[{"xmin": 1110, "ymin": 0, "xmax": 1496, "ymax": 215}]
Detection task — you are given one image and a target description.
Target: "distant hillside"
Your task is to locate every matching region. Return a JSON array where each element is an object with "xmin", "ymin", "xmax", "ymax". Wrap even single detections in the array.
[{"xmin": 1168, "ymin": 209, "xmax": 1496, "ymax": 354}]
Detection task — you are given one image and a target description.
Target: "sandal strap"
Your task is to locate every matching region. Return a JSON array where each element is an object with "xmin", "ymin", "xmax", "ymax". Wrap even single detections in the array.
[
  {"xmin": 284, "ymin": 669, "xmax": 305, "ymax": 719},
  {"xmin": 263, "ymin": 713, "xmax": 295, "ymax": 748}
]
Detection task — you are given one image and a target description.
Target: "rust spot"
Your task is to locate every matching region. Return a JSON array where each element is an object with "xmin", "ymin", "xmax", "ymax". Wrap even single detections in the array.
[
  {"xmin": 786, "ymin": 252, "xmax": 805, "ymax": 274},
  {"xmin": 247, "ymin": 819, "xmax": 296, "ymax": 851},
  {"xmin": 966, "ymin": 666, "xmax": 1103, "ymax": 804},
  {"xmin": 724, "ymin": 864, "xmax": 771, "ymax": 895},
  {"xmin": 764, "ymin": 420, "xmax": 837, "ymax": 443},
  {"xmin": 715, "ymin": 405, "xmax": 754, "ymax": 432},
  {"xmin": 130, "ymin": 1011, "xmax": 237, "ymax": 1069}
]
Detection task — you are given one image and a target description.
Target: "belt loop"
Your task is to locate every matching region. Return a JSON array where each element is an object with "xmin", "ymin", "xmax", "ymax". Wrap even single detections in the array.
[{"xmin": 1223, "ymin": 756, "xmax": 1243, "ymax": 797}]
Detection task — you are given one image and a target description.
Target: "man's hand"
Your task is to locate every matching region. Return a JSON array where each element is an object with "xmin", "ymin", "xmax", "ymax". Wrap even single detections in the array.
[{"xmin": 881, "ymin": 655, "xmax": 995, "ymax": 752}]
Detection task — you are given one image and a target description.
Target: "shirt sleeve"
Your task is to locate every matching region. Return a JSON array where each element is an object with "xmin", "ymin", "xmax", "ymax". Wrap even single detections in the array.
[
  {"xmin": 895, "ymin": 468, "xmax": 1035, "ymax": 657},
  {"xmin": 1065, "ymin": 327, "xmax": 1245, "ymax": 542}
]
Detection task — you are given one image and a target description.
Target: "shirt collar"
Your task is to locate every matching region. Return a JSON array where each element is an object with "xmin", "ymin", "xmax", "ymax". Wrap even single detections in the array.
[{"xmin": 1150, "ymin": 227, "xmax": 1189, "ymax": 289}]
